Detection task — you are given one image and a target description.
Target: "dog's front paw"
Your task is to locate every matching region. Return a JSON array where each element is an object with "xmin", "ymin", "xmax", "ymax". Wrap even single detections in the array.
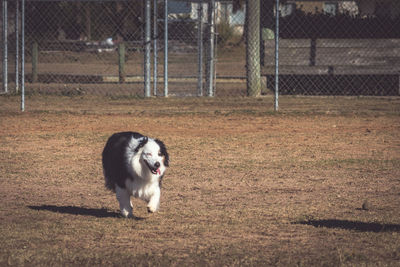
[{"xmin": 147, "ymin": 204, "xmax": 159, "ymax": 213}]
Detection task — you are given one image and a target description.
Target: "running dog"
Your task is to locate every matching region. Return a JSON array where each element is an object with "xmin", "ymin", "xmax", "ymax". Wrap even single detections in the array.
[{"xmin": 102, "ymin": 132, "xmax": 169, "ymax": 217}]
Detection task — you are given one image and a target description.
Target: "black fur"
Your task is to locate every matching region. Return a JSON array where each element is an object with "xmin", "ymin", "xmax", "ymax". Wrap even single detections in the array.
[
  {"xmin": 135, "ymin": 136, "xmax": 148, "ymax": 152},
  {"xmin": 155, "ymin": 139, "xmax": 169, "ymax": 167},
  {"xmin": 154, "ymin": 138, "xmax": 169, "ymax": 188},
  {"xmin": 102, "ymin": 132, "xmax": 143, "ymax": 192}
]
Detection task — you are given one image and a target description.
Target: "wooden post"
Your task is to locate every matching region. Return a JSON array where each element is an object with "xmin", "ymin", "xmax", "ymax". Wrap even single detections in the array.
[
  {"xmin": 32, "ymin": 42, "xmax": 38, "ymax": 83},
  {"xmin": 118, "ymin": 43, "xmax": 125, "ymax": 83},
  {"xmin": 310, "ymin": 38, "xmax": 316, "ymax": 66},
  {"xmin": 85, "ymin": 3, "xmax": 91, "ymax": 40}
]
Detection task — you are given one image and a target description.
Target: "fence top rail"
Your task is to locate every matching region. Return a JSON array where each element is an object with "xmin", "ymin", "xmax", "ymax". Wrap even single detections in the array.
[
  {"xmin": 24, "ymin": 0, "xmax": 143, "ymax": 2},
  {"xmin": 24, "ymin": 0, "xmax": 233, "ymax": 2}
]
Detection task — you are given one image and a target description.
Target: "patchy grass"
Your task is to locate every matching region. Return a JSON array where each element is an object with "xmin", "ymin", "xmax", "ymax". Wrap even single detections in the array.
[{"xmin": 0, "ymin": 95, "xmax": 400, "ymax": 265}]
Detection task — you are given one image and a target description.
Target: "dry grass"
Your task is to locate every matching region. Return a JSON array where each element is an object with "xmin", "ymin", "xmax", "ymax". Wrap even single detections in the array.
[{"xmin": 1, "ymin": 95, "xmax": 400, "ymax": 266}]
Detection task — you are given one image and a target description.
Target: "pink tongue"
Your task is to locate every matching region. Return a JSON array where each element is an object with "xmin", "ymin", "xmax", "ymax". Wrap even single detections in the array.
[{"xmin": 156, "ymin": 169, "xmax": 161, "ymax": 175}]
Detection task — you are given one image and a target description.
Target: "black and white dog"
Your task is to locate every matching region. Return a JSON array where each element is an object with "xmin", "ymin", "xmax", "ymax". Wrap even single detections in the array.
[{"xmin": 102, "ymin": 132, "xmax": 169, "ymax": 217}]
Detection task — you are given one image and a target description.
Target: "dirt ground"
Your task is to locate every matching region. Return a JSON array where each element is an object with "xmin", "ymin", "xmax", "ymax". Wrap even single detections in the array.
[{"xmin": 0, "ymin": 95, "xmax": 399, "ymax": 265}]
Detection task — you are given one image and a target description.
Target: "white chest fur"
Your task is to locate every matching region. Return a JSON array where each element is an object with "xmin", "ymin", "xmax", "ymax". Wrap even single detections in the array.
[{"xmin": 125, "ymin": 178, "xmax": 160, "ymax": 202}]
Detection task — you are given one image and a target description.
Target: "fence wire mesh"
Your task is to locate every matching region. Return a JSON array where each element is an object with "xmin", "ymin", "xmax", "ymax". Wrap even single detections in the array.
[
  {"xmin": 1, "ymin": 0, "xmax": 400, "ymax": 98},
  {"xmin": 23, "ymin": 1, "xmax": 146, "ymax": 96},
  {"xmin": 265, "ymin": 0, "xmax": 400, "ymax": 96}
]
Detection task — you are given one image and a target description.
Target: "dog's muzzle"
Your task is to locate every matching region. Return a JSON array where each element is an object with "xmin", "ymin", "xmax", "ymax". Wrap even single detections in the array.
[{"xmin": 145, "ymin": 160, "xmax": 161, "ymax": 175}]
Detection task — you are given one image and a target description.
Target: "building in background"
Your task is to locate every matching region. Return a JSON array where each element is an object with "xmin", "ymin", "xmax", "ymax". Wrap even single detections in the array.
[{"xmin": 283, "ymin": 0, "xmax": 400, "ymax": 18}]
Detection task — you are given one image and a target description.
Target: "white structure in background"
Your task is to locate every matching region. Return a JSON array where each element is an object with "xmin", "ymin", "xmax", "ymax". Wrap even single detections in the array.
[
  {"xmin": 0, "ymin": 7, "xmax": 19, "ymax": 38},
  {"xmin": 191, "ymin": 2, "xmax": 245, "ymax": 34},
  {"xmin": 169, "ymin": 1, "xmax": 245, "ymax": 34},
  {"xmin": 283, "ymin": 1, "xmax": 400, "ymax": 18}
]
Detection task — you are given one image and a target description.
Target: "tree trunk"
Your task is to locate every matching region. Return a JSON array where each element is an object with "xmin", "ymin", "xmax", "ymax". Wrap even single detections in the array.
[{"xmin": 246, "ymin": 0, "xmax": 261, "ymax": 97}]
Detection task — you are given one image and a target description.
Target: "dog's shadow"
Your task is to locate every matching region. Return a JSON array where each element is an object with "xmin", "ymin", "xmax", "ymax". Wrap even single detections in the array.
[
  {"xmin": 295, "ymin": 219, "xmax": 400, "ymax": 233},
  {"xmin": 28, "ymin": 205, "xmax": 145, "ymax": 220}
]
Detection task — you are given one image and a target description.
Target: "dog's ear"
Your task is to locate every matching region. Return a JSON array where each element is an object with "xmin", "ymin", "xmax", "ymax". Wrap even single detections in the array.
[
  {"xmin": 155, "ymin": 139, "xmax": 169, "ymax": 167},
  {"xmin": 134, "ymin": 136, "xmax": 148, "ymax": 152},
  {"xmin": 139, "ymin": 136, "xmax": 148, "ymax": 146}
]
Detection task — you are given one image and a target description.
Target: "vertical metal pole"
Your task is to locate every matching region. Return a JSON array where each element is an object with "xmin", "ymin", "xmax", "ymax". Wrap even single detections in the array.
[
  {"xmin": 2, "ymin": 0, "xmax": 8, "ymax": 93},
  {"xmin": 206, "ymin": 0, "xmax": 215, "ymax": 97},
  {"xmin": 15, "ymin": 0, "xmax": 19, "ymax": 93},
  {"xmin": 197, "ymin": 3, "xmax": 203, "ymax": 96},
  {"xmin": 274, "ymin": 0, "xmax": 280, "ymax": 111},
  {"xmin": 144, "ymin": 0, "xmax": 151, "ymax": 97},
  {"xmin": 163, "ymin": 0, "xmax": 168, "ymax": 97},
  {"xmin": 153, "ymin": 0, "xmax": 158, "ymax": 95},
  {"xmin": 21, "ymin": 0, "xmax": 25, "ymax": 111}
]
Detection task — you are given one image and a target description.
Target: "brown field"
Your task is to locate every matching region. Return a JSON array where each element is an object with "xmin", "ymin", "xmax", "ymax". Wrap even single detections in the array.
[{"xmin": 1, "ymin": 95, "xmax": 400, "ymax": 266}]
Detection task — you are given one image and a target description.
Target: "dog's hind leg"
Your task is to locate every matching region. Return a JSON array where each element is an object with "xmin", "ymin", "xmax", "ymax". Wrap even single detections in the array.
[{"xmin": 116, "ymin": 185, "xmax": 133, "ymax": 218}]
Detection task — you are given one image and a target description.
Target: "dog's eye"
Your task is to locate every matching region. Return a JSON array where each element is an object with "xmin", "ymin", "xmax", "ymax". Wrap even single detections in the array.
[{"xmin": 146, "ymin": 153, "xmax": 152, "ymax": 156}]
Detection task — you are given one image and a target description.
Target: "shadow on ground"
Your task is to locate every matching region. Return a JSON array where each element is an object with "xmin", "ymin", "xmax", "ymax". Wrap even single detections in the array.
[
  {"xmin": 28, "ymin": 205, "xmax": 144, "ymax": 220},
  {"xmin": 296, "ymin": 219, "xmax": 400, "ymax": 233}
]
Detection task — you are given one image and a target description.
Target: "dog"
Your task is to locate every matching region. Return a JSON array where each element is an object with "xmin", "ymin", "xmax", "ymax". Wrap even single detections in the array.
[{"xmin": 102, "ymin": 132, "xmax": 169, "ymax": 218}]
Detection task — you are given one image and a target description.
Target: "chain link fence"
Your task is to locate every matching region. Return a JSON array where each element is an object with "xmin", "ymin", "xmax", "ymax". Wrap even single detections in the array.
[
  {"xmin": 264, "ymin": 0, "xmax": 400, "ymax": 96},
  {"xmin": 1, "ymin": 0, "xmax": 400, "ymax": 99}
]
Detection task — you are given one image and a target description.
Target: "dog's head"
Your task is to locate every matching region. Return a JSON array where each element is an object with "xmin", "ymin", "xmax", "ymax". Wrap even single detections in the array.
[{"xmin": 140, "ymin": 138, "xmax": 169, "ymax": 177}]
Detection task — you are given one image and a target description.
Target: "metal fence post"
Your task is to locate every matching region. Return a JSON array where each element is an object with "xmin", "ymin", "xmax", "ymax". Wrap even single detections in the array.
[
  {"xmin": 274, "ymin": 0, "xmax": 279, "ymax": 111},
  {"xmin": 153, "ymin": 0, "xmax": 158, "ymax": 95},
  {"xmin": 197, "ymin": 3, "xmax": 203, "ymax": 96},
  {"xmin": 21, "ymin": 0, "xmax": 25, "ymax": 111},
  {"xmin": 15, "ymin": 0, "xmax": 19, "ymax": 93},
  {"xmin": 206, "ymin": 0, "xmax": 215, "ymax": 97},
  {"xmin": 2, "ymin": 0, "xmax": 8, "ymax": 93},
  {"xmin": 144, "ymin": 0, "xmax": 151, "ymax": 97},
  {"xmin": 164, "ymin": 0, "xmax": 168, "ymax": 97}
]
